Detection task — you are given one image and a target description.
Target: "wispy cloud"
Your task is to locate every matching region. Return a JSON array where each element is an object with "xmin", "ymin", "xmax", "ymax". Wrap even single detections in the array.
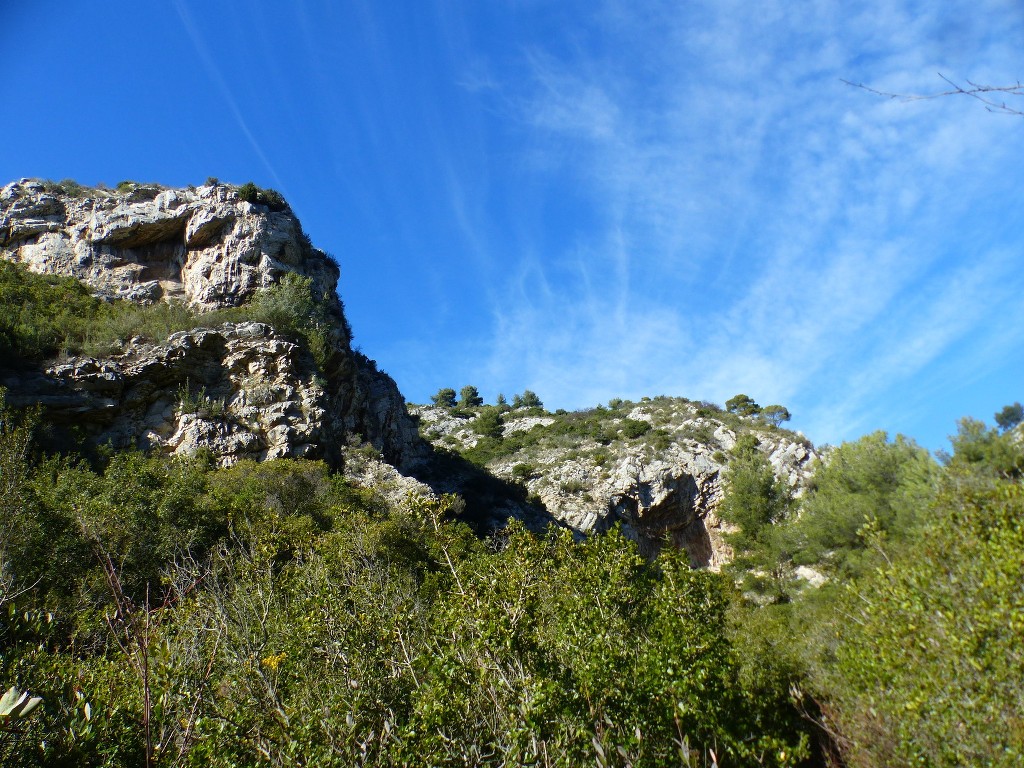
[{"xmin": 470, "ymin": 0, "xmax": 1024, "ymax": 444}]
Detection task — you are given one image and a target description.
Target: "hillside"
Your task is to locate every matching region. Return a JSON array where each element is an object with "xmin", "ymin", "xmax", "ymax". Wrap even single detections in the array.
[
  {"xmin": 2, "ymin": 179, "xmax": 1022, "ymax": 767},
  {"xmin": 413, "ymin": 397, "xmax": 815, "ymax": 567},
  {"xmin": 0, "ymin": 177, "xmax": 810, "ymax": 551}
]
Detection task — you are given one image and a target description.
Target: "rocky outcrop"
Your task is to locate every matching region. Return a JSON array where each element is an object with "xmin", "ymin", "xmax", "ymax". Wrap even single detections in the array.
[
  {"xmin": 415, "ymin": 400, "xmax": 817, "ymax": 567},
  {"xmin": 1, "ymin": 320, "xmax": 426, "ymax": 471},
  {"xmin": 1, "ymin": 178, "xmax": 816, "ymax": 568},
  {"xmin": 0, "ymin": 179, "xmax": 337, "ymax": 310},
  {"xmin": 0, "ymin": 179, "xmax": 426, "ymax": 472}
]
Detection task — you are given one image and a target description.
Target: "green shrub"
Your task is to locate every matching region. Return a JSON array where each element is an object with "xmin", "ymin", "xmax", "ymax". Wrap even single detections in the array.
[
  {"xmin": 0, "ymin": 260, "xmax": 251, "ymax": 363},
  {"xmin": 813, "ymin": 480, "xmax": 1024, "ymax": 766},
  {"xmin": 430, "ymin": 388, "xmax": 457, "ymax": 408},
  {"xmin": 1, "ymin": 402, "xmax": 816, "ymax": 766},
  {"xmin": 458, "ymin": 385, "xmax": 483, "ymax": 408},
  {"xmin": 471, "ymin": 407, "xmax": 504, "ymax": 440},
  {"xmin": 236, "ymin": 181, "xmax": 289, "ymax": 212},
  {"xmin": 718, "ymin": 435, "xmax": 791, "ymax": 555},
  {"xmin": 0, "ymin": 260, "xmax": 106, "ymax": 362},
  {"xmin": 249, "ymin": 273, "xmax": 337, "ymax": 369},
  {"xmin": 946, "ymin": 416, "xmax": 1024, "ymax": 478},
  {"xmin": 511, "ymin": 390, "xmax": 543, "ymax": 409},
  {"xmin": 787, "ymin": 431, "xmax": 937, "ymax": 578},
  {"xmin": 621, "ymin": 418, "xmax": 651, "ymax": 439},
  {"xmin": 511, "ymin": 463, "xmax": 536, "ymax": 481},
  {"xmin": 679, "ymin": 421, "xmax": 716, "ymax": 444},
  {"xmin": 175, "ymin": 380, "xmax": 227, "ymax": 418},
  {"xmin": 56, "ymin": 179, "xmax": 87, "ymax": 197},
  {"xmin": 651, "ymin": 428, "xmax": 672, "ymax": 450},
  {"xmin": 559, "ymin": 478, "xmax": 586, "ymax": 494}
]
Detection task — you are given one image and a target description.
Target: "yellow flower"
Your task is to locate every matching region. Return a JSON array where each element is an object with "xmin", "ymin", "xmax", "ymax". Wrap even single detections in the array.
[{"xmin": 261, "ymin": 652, "xmax": 287, "ymax": 671}]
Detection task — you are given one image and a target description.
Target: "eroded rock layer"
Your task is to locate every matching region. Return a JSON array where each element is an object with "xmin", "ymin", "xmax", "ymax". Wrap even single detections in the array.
[
  {"xmin": 0, "ymin": 179, "xmax": 337, "ymax": 308},
  {"xmin": 0, "ymin": 179, "xmax": 425, "ymax": 472},
  {"xmin": 415, "ymin": 401, "xmax": 817, "ymax": 567}
]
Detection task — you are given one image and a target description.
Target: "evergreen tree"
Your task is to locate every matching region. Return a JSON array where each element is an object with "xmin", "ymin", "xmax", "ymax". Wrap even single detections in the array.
[
  {"xmin": 994, "ymin": 402, "xmax": 1023, "ymax": 432},
  {"xmin": 725, "ymin": 394, "xmax": 761, "ymax": 416},
  {"xmin": 431, "ymin": 388, "xmax": 457, "ymax": 408},
  {"xmin": 511, "ymin": 390, "xmax": 543, "ymax": 409},
  {"xmin": 760, "ymin": 404, "xmax": 791, "ymax": 427},
  {"xmin": 458, "ymin": 385, "xmax": 483, "ymax": 408}
]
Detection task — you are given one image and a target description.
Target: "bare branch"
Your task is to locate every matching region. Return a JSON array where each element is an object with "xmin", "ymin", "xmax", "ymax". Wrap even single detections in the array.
[{"xmin": 842, "ymin": 73, "xmax": 1024, "ymax": 117}]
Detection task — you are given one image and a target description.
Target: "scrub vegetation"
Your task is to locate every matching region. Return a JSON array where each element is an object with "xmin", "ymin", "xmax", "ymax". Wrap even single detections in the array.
[
  {"xmin": 0, "ymin": 261, "xmax": 336, "ymax": 371},
  {"xmin": 1, "ymin": 398, "xmax": 813, "ymax": 766},
  {"xmin": 415, "ymin": 393, "xmax": 802, "ymax": 474},
  {"xmin": 2, "ymin": 263, "xmax": 1022, "ymax": 766}
]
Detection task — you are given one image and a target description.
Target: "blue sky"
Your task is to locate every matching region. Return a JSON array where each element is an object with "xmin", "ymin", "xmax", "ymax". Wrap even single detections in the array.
[{"xmin": 4, "ymin": 1, "xmax": 1023, "ymax": 451}]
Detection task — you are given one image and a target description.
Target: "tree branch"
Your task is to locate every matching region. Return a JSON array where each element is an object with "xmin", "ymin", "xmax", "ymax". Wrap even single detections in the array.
[{"xmin": 842, "ymin": 73, "xmax": 1024, "ymax": 117}]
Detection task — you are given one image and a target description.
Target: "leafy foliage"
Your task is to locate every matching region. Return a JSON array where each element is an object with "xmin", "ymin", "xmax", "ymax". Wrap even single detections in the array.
[
  {"xmin": 725, "ymin": 393, "xmax": 761, "ymax": 416},
  {"xmin": 0, "ymin": 260, "xmax": 108, "ymax": 362},
  {"xmin": 512, "ymin": 390, "xmax": 543, "ymax": 409},
  {"xmin": 4, "ymin": 254, "xmax": 1023, "ymax": 764},
  {"xmin": 994, "ymin": 401, "xmax": 1023, "ymax": 431},
  {"xmin": 787, "ymin": 431, "xmax": 937, "ymax": 578},
  {"xmin": 458, "ymin": 384, "xmax": 483, "ymax": 408},
  {"xmin": 760, "ymin": 404, "xmax": 791, "ymax": 427},
  {"xmin": 814, "ymin": 480, "xmax": 1024, "ymax": 767},
  {"xmin": 621, "ymin": 418, "xmax": 652, "ymax": 438},
  {"xmin": 248, "ymin": 272, "xmax": 338, "ymax": 368},
  {"xmin": 0, "ymin": 260, "xmax": 345, "ymax": 375},
  {"xmin": 430, "ymin": 387, "xmax": 457, "ymax": 408},
  {"xmin": 947, "ymin": 416, "xmax": 1024, "ymax": 478},
  {"xmin": 718, "ymin": 435, "xmax": 792, "ymax": 555},
  {"xmin": 235, "ymin": 181, "xmax": 289, "ymax": 212},
  {"xmin": 0, "ymin": 400, "xmax": 813, "ymax": 766},
  {"xmin": 471, "ymin": 406, "xmax": 504, "ymax": 439}
]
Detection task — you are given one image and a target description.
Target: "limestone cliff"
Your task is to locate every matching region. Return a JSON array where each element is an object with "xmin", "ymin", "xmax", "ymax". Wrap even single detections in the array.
[
  {"xmin": 414, "ymin": 399, "xmax": 817, "ymax": 567},
  {"xmin": 2, "ymin": 177, "xmax": 816, "ymax": 568},
  {"xmin": 0, "ymin": 179, "xmax": 425, "ymax": 471},
  {"xmin": 0, "ymin": 179, "xmax": 337, "ymax": 309}
]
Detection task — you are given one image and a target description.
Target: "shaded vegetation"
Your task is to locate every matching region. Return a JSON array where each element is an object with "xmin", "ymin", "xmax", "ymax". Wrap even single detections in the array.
[
  {"xmin": 235, "ymin": 181, "xmax": 289, "ymax": 212},
  {"xmin": 719, "ymin": 414, "xmax": 1024, "ymax": 767}
]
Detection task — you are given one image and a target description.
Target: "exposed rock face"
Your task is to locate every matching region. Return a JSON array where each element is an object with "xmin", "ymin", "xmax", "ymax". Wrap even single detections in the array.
[
  {"xmin": 415, "ymin": 400, "xmax": 817, "ymax": 567},
  {"xmin": 2, "ymin": 178, "xmax": 816, "ymax": 568},
  {"xmin": 0, "ymin": 179, "xmax": 337, "ymax": 310},
  {"xmin": 9, "ymin": 322, "xmax": 329, "ymax": 463},
  {"xmin": 0, "ymin": 180, "xmax": 426, "ymax": 472}
]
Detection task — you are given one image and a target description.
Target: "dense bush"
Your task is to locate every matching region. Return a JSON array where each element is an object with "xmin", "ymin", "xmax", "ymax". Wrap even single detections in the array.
[
  {"xmin": 471, "ymin": 406, "xmax": 504, "ymax": 439},
  {"xmin": 812, "ymin": 477, "xmax": 1024, "ymax": 766},
  {"xmin": 718, "ymin": 435, "xmax": 792, "ymax": 555},
  {"xmin": 430, "ymin": 387, "xmax": 457, "ymax": 408},
  {"xmin": 248, "ymin": 272, "xmax": 338, "ymax": 368},
  {"xmin": 621, "ymin": 418, "xmax": 651, "ymax": 439},
  {"xmin": 0, "ymin": 398, "xmax": 814, "ymax": 766},
  {"xmin": 236, "ymin": 181, "xmax": 289, "ymax": 212},
  {"xmin": 0, "ymin": 260, "xmax": 106, "ymax": 362},
  {"xmin": 458, "ymin": 385, "xmax": 484, "ymax": 408},
  {"xmin": 786, "ymin": 431, "xmax": 937, "ymax": 578},
  {"xmin": 511, "ymin": 390, "xmax": 543, "ymax": 409},
  {"xmin": 4, "ymin": 257, "xmax": 1022, "ymax": 764}
]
